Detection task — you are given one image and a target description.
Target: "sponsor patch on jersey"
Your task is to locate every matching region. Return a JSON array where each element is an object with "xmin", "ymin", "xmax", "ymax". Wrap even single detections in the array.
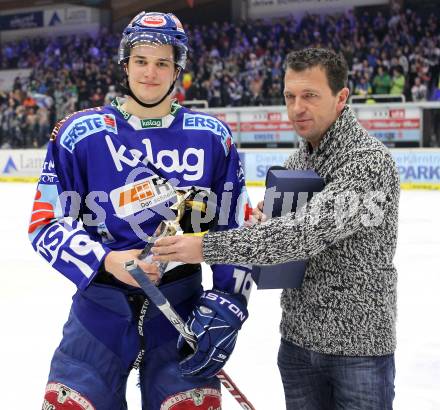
[
  {"xmin": 38, "ymin": 159, "xmax": 59, "ymax": 185},
  {"xmin": 140, "ymin": 14, "xmax": 167, "ymax": 27},
  {"xmin": 111, "ymin": 99, "xmax": 131, "ymax": 120},
  {"xmin": 28, "ymin": 188, "xmax": 55, "ymax": 235},
  {"xmin": 224, "ymin": 134, "xmax": 232, "ymax": 155},
  {"xmin": 183, "ymin": 113, "xmax": 232, "ymax": 155},
  {"xmin": 51, "ymin": 107, "xmax": 103, "ymax": 141},
  {"xmin": 28, "ymin": 183, "xmax": 62, "ymax": 239},
  {"xmin": 110, "ymin": 175, "xmax": 176, "ymax": 217},
  {"xmin": 102, "ymin": 114, "xmax": 117, "ymax": 133},
  {"xmin": 170, "ymin": 101, "xmax": 181, "ymax": 116},
  {"xmin": 44, "ymin": 382, "xmax": 95, "ymax": 410},
  {"xmin": 61, "ymin": 113, "xmax": 117, "ymax": 152},
  {"xmin": 160, "ymin": 387, "xmax": 221, "ymax": 410},
  {"xmin": 141, "ymin": 118, "xmax": 162, "ymax": 128}
]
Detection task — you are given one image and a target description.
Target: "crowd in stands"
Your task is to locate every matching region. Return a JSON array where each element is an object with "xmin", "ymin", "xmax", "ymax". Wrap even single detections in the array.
[{"xmin": 1, "ymin": 4, "xmax": 439, "ymax": 148}]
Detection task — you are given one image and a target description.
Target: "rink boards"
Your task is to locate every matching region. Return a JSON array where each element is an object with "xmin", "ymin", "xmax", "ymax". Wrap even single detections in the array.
[{"xmin": 1, "ymin": 148, "xmax": 440, "ymax": 190}]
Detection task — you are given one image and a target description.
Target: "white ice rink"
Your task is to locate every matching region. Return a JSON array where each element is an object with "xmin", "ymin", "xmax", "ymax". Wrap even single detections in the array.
[{"xmin": 1, "ymin": 183, "xmax": 439, "ymax": 409}]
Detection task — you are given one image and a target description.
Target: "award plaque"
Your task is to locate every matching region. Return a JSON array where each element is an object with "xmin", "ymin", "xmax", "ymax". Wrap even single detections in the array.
[{"xmin": 252, "ymin": 168, "xmax": 325, "ymax": 289}]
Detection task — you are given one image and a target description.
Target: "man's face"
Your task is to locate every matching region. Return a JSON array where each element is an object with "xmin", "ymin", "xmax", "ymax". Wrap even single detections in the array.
[
  {"xmin": 284, "ymin": 66, "xmax": 349, "ymax": 147},
  {"xmin": 126, "ymin": 44, "xmax": 177, "ymax": 104}
]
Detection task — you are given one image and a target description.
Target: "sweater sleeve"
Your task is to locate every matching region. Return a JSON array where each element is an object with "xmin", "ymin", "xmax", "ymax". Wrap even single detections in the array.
[{"xmin": 202, "ymin": 148, "xmax": 398, "ymax": 266}]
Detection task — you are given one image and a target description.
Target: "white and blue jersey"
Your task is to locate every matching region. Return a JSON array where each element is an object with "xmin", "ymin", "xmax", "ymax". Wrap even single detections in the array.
[
  {"xmin": 31, "ymin": 99, "xmax": 252, "ymax": 409},
  {"xmin": 28, "ymin": 98, "xmax": 252, "ymax": 296}
]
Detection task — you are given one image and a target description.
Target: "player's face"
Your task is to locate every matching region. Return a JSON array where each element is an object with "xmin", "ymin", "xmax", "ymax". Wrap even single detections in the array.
[
  {"xmin": 126, "ymin": 44, "xmax": 177, "ymax": 104},
  {"xmin": 284, "ymin": 66, "xmax": 349, "ymax": 148}
]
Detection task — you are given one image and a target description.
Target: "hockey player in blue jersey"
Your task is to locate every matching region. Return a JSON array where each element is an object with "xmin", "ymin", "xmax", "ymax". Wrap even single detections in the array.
[{"xmin": 29, "ymin": 11, "xmax": 253, "ymax": 410}]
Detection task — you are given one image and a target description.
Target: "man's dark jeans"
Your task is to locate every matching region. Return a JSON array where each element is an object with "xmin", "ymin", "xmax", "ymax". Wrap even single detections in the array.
[{"xmin": 277, "ymin": 338, "xmax": 395, "ymax": 410}]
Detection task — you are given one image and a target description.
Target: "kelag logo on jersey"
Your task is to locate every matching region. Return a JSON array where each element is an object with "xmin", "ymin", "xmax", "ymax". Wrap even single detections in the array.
[
  {"xmin": 183, "ymin": 113, "xmax": 232, "ymax": 155},
  {"xmin": 61, "ymin": 114, "xmax": 118, "ymax": 152},
  {"xmin": 110, "ymin": 175, "xmax": 176, "ymax": 217},
  {"xmin": 106, "ymin": 136, "xmax": 205, "ymax": 181},
  {"xmin": 140, "ymin": 118, "xmax": 162, "ymax": 128}
]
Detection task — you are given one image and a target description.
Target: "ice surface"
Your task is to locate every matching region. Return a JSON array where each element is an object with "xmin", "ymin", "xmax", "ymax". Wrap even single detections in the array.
[{"xmin": 0, "ymin": 183, "xmax": 439, "ymax": 409}]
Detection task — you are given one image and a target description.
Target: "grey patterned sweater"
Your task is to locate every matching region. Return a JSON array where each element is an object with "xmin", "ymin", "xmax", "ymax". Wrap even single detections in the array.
[{"xmin": 203, "ymin": 105, "xmax": 400, "ymax": 356}]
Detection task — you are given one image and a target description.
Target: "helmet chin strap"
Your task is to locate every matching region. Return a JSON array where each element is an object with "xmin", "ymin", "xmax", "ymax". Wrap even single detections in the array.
[
  {"xmin": 126, "ymin": 81, "xmax": 175, "ymax": 108},
  {"xmin": 124, "ymin": 67, "xmax": 181, "ymax": 109}
]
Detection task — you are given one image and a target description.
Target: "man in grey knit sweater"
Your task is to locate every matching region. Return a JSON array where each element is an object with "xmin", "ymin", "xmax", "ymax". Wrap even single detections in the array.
[{"xmin": 152, "ymin": 48, "xmax": 400, "ymax": 409}]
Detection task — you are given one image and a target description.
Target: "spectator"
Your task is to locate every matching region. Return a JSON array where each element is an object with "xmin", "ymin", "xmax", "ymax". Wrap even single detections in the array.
[
  {"xmin": 373, "ymin": 66, "xmax": 391, "ymax": 94},
  {"xmin": 77, "ymin": 80, "xmax": 91, "ymax": 110},
  {"xmin": 390, "ymin": 66, "xmax": 406, "ymax": 95},
  {"xmin": 25, "ymin": 107, "xmax": 38, "ymax": 147},
  {"xmin": 411, "ymin": 77, "xmax": 428, "ymax": 101},
  {"xmin": 248, "ymin": 73, "xmax": 264, "ymax": 106},
  {"xmin": 36, "ymin": 106, "xmax": 50, "ymax": 147},
  {"xmin": 104, "ymin": 85, "xmax": 118, "ymax": 105},
  {"xmin": 431, "ymin": 78, "xmax": 440, "ymax": 101},
  {"xmin": 90, "ymin": 87, "xmax": 104, "ymax": 107},
  {"xmin": 354, "ymin": 75, "xmax": 373, "ymax": 97},
  {"xmin": 266, "ymin": 82, "xmax": 283, "ymax": 105},
  {"xmin": 396, "ymin": 49, "xmax": 409, "ymax": 74},
  {"xmin": 1, "ymin": 6, "xmax": 440, "ymax": 147},
  {"xmin": 23, "ymin": 93, "xmax": 37, "ymax": 109}
]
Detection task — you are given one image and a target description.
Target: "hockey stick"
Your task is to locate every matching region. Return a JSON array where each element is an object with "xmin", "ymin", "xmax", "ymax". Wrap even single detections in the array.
[{"xmin": 124, "ymin": 260, "xmax": 256, "ymax": 410}]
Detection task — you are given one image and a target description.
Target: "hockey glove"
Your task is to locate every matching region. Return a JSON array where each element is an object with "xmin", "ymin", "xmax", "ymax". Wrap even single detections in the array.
[{"xmin": 177, "ymin": 290, "xmax": 248, "ymax": 378}]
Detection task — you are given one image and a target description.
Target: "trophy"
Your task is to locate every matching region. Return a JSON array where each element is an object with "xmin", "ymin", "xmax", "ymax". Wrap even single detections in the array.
[{"xmin": 136, "ymin": 189, "xmax": 207, "ymax": 280}]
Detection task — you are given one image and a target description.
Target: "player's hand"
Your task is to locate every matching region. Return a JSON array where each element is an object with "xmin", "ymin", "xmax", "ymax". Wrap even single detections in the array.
[
  {"xmin": 104, "ymin": 249, "xmax": 160, "ymax": 287},
  {"xmin": 178, "ymin": 290, "xmax": 248, "ymax": 378},
  {"xmin": 151, "ymin": 235, "xmax": 204, "ymax": 264},
  {"xmin": 244, "ymin": 200, "xmax": 267, "ymax": 227}
]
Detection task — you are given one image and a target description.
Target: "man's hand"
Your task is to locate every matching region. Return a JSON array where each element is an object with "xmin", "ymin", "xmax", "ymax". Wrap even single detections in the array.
[
  {"xmin": 104, "ymin": 249, "xmax": 160, "ymax": 287},
  {"xmin": 151, "ymin": 235, "xmax": 204, "ymax": 264},
  {"xmin": 244, "ymin": 200, "xmax": 267, "ymax": 227}
]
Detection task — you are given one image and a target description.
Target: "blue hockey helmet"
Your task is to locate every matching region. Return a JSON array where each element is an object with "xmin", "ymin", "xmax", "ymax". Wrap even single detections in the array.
[{"xmin": 118, "ymin": 12, "xmax": 188, "ymax": 70}]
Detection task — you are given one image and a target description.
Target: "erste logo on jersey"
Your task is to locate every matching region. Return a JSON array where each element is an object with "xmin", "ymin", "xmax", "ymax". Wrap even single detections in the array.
[
  {"xmin": 183, "ymin": 113, "xmax": 232, "ymax": 155},
  {"xmin": 110, "ymin": 175, "xmax": 176, "ymax": 217},
  {"xmin": 51, "ymin": 107, "xmax": 103, "ymax": 141},
  {"xmin": 140, "ymin": 14, "xmax": 167, "ymax": 27},
  {"xmin": 61, "ymin": 114, "xmax": 118, "ymax": 152}
]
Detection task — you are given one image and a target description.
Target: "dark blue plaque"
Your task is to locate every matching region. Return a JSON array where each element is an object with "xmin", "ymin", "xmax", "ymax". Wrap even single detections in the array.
[{"xmin": 252, "ymin": 167, "xmax": 325, "ymax": 289}]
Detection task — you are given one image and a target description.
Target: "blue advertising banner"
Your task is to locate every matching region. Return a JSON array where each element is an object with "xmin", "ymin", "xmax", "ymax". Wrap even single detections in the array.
[
  {"xmin": 368, "ymin": 129, "xmax": 421, "ymax": 144},
  {"xmin": 239, "ymin": 149, "xmax": 440, "ymax": 189},
  {"xmin": 1, "ymin": 149, "xmax": 439, "ymax": 189},
  {"xmin": 0, "ymin": 11, "xmax": 44, "ymax": 30},
  {"xmin": 239, "ymin": 150, "xmax": 291, "ymax": 184},
  {"xmin": 393, "ymin": 150, "xmax": 440, "ymax": 188}
]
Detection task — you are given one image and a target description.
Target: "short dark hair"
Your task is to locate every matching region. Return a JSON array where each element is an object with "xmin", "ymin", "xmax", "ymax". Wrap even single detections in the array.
[{"xmin": 284, "ymin": 48, "xmax": 348, "ymax": 95}]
